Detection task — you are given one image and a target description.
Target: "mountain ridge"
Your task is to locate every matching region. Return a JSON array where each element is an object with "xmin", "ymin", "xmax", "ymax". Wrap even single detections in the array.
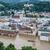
[
  {"xmin": 0, "ymin": 0, "xmax": 50, "ymax": 4},
  {"xmin": 0, "ymin": 0, "xmax": 29, "ymax": 3}
]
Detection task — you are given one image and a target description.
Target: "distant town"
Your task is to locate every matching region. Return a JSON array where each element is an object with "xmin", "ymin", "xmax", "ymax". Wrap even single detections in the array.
[{"xmin": 0, "ymin": 1, "xmax": 50, "ymax": 50}]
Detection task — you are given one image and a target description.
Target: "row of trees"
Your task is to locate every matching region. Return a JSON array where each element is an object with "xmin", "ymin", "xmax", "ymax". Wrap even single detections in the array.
[
  {"xmin": 22, "ymin": 46, "xmax": 37, "ymax": 50},
  {"xmin": 0, "ymin": 1, "xmax": 50, "ymax": 12},
  {"xmin": 0, "ymin": 42, "xmax": 16, "ymax": 50},
  {"xmin": 32, "ymin": 2, "xmax": 50, "ymax": 12},
  {"xmin": 0, "ymin": 41, "xmax": 37, "ymax": 50}
]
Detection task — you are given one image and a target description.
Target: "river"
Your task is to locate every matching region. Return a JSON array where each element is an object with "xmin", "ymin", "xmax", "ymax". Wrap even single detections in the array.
[{"xmin": 0, "ymin": 34, "xmax": 50, "ymax": 50}]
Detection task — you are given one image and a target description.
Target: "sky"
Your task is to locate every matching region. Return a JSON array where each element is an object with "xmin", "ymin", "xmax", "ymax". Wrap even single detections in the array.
[
  {"xmin": 40, "ymin": 0, "xmax": 50, "ymax": 1},
  {"xmin": 0, "ymin": 0, "xmax": 50, "ymax": 3}
]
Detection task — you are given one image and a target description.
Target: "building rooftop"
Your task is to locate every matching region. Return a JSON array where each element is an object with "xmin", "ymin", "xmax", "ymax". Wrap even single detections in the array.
[
  {"xmin": 41, "ymin": 33, "xmax": 50, "ymax": 36},
  {"xmin": 39, "ymin": 27, "xmax": 50, "ymax": 32}
]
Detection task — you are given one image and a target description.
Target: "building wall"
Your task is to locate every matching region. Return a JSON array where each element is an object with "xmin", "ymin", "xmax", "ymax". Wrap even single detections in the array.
[
  {"xmin": 38, "ymin": 31, "xmax": 50, "ymax": 41},
  {"xmin": 40, "ymin": 36, "xmax": 48, "ymax": 41},
  {"xmin": 48, "ymin": 35, "xmax": 50, "ymax": 41},
  {"xmin": 38, "ymin": 31, "xmax": 50, "ymax": 36},
  {"xmin": 0, "ymin": 30, "xmax": 17, "ymax": 37}
]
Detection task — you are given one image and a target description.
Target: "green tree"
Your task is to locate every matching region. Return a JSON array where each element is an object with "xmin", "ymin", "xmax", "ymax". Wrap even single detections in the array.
[
  {"xmin": 22, "ymin": 46, "xmax": 37, "ymax": 50},
  {"xmin": 5, "ymin": 44, "xmax": 16, "ymax": 50},
  {"xmin": 0, "ymin": 41, "xmax": 5, "ymax": 50}
]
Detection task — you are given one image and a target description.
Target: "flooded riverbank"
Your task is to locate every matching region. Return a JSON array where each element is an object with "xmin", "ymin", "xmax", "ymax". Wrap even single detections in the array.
[{"xmin": 0, "ymin": 35, "xmax": 50, "ymax": 50}]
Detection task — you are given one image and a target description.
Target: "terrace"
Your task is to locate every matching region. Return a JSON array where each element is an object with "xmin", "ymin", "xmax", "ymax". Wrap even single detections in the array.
[
  {"xmin": 39, "ymin": 28, "xmax": 50, "ymax": 32},
  {"xmin": 0, "ymin": 28, "xmax": 19, "ymax": 37}
]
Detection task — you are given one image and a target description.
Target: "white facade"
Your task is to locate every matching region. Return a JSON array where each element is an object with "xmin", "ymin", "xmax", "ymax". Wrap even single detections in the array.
[
  {"xmin": 38, "ymin": 31, "xmax": 50, "ymax": 41},
  {"xmin": 40, "ymin": 36, "xmax": 48, "ymax": 41},
  {"xmin": 38, "ymin": 31, "xmax": 50, "ymax": 36}
]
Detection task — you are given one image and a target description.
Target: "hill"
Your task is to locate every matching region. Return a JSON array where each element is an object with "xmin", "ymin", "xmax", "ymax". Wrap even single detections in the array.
[{"xmin": 0, "ymin": 1, "xmax": 50, "ymax": 12}]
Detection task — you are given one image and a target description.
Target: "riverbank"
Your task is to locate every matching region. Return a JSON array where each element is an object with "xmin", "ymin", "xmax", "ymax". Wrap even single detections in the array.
[{"xmin": 0, "ymin": 35, "xmax": 50, "ymax": 50}]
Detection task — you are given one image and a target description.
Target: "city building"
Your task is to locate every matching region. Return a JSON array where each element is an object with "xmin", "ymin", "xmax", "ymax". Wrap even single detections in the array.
[{"xmin": 38, "ymin": 26, "xmax": 50, "ymax": 41}]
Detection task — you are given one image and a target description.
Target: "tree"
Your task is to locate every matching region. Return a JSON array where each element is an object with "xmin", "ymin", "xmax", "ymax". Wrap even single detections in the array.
[
  {"xmin": 5, "ymin": 44, "xmax": 16, "ymax": 50},
  {"xmin": 11, "ymin": 11, "xmax": 14, "ymax": 16},
  {"xmin": 0, "ymin": 41, "xmax": 5, "ymax": 50},
  {"xmin": 22, "ymin": 46, "xmax": 37, "ymax": 50}
]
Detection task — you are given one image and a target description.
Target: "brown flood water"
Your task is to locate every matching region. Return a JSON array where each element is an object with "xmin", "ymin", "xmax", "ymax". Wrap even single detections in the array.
[{"xmin": 0, "ymin": 34, "xmax": 50, "ymax": 50}]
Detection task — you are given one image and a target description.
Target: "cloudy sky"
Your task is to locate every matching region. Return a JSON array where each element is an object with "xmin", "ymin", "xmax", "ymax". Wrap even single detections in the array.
[
  {"xmin": 30, "ymin": 0, "xmax": 50, "ymax": 1},
  {"xmin": 0, "ymin": 0, "xmax": 50, "ymax": 3},
  {"xmin": 40, "ymin": 0, "xmax": 50, "ymax": 1}
]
